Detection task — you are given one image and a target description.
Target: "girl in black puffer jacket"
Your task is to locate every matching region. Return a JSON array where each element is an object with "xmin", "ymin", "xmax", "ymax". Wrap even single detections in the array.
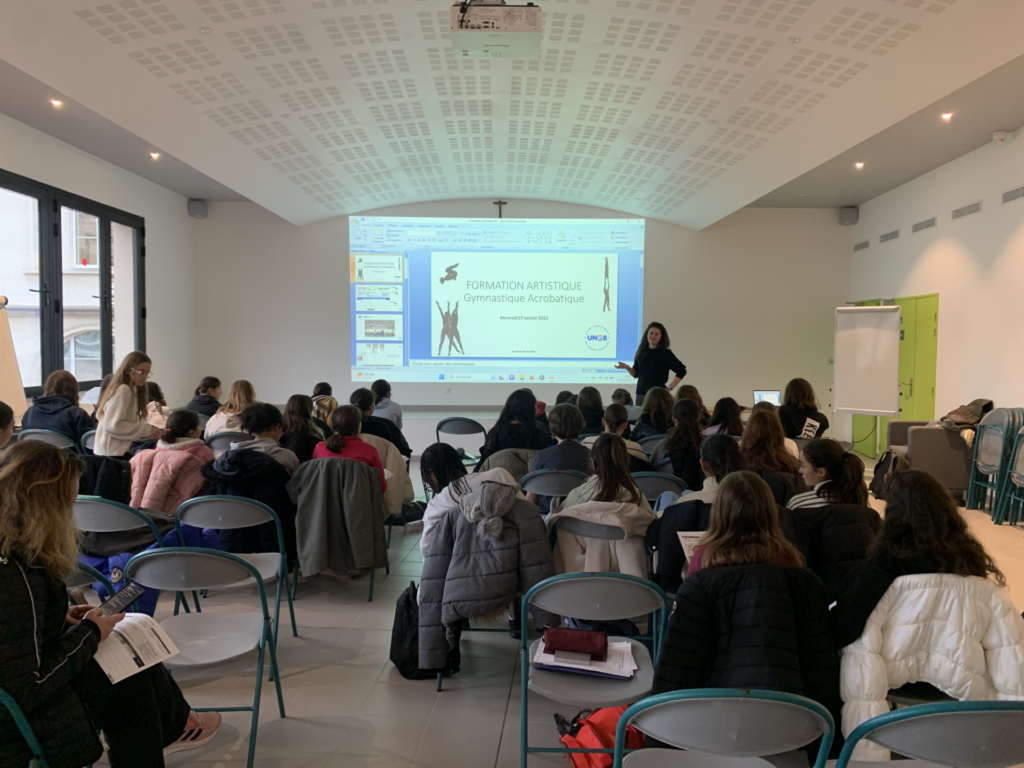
[{"xmin": 0, "ymin": 442, "xmax": 218, "ymax": 768}]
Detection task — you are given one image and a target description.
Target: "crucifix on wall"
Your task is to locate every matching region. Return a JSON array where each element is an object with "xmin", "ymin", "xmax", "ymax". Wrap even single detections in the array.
[{"xmin": 493, "ymin": 200, "xmax": 507, "ymax": 218}]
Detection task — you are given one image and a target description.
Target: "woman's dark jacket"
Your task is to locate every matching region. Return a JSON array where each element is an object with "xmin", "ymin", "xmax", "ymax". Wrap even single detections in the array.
[
  {"xmin": 201, "ymin": 449, "xmax": 298, "ymax": 563},
  {"xmin": 653, "ymin": 563, "xmax": 841, "ymax": 738},
  {"xmin": 579, "ymin": 407, "xmax": 605, "ymax": 437},
  {"xmin": 21, "ymin": 396, "xmax": 96, "ymax": 444},
  {"xmin": 476, "ymin": 420, "xmax": 550, "ymax": 470},
  {"xmin": 630, "ymin": 413, "xmax": 672, "ymax": 442},
  {"xmin": 185, "ymin": 394, "xmax": 221, "ymax": 418},
  {"xmin": 666, "ymin": 446, "xmax": 703, "ymax": 492},
  {"xmin": 788, "ymin": 503, "xmax": 882, "ymax": 604},
  {"xmin": 0, "ymin": 555, "xmax": 104, "ymax": 768},
  {"xmin": 280, "ymin": 431, "xmax": 321, "ymax": 464}
]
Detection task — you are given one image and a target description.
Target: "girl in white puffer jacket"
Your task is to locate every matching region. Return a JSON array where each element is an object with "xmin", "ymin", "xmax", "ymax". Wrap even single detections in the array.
[{"xmin": 832, "ymin": 470, "xmax": 1024, "ymax": 760}]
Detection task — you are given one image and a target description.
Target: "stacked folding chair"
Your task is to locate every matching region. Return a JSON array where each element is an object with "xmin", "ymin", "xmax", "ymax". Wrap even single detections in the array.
[
  {"xmin": 995, "ymin": 426, "xmax": 1024, "ymax": 526},
  {"xmin": 967, "ymin": 408, "xmax": 1024, "ymax": 520}
]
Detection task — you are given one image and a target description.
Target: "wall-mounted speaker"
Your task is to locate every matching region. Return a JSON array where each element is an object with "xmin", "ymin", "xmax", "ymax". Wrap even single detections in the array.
[
  {"xmin": 838, "ymin": 206, "xmax": 859, "ymax": 225},
  {"xmin": 188, "ymin": 199, "xmax": 208, "ymax": 219}
]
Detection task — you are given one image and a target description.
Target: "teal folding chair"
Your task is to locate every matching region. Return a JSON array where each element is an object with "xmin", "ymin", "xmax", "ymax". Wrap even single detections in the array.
[
  {"xmin": 0, "ymin": 686, "xmax": 49, "ymax": 767},
  {"xmin": 612, "ymin": 689, "xmax": 835, "ymax": 768},
  {"xmin": 636, "ymin": 435, "xmax": 667, "ymax": 458},
  {"xmin": 835, "ymin": 700, "xmax": 1024, "ymax": 768},
  {"xmin": 80, "ymin": 430, "xmax": 97, "ymax": 453},
  {"xmin": 996, "ymin": 427, "xmax": 1024, "ymax": 525},
  {"xmin": 630, "ymin": 472, "xmax": 688, "ymax": 504},
  {"xmin": 64, "ymin": 561, "xmax": 116, "ymax": 604},
  {"xmin": 520, "ymin": 572, "xmax": 671, "ymax": 768},
  {"xmin": 174, "ymin": 496, "xmax": 298, "ymax": 649},
  {"xmin": 18, "ymin": 429, "xmax": 79, "ymax": 453},
  {"xmin": 125, "ymin": 548, "xmax": 286, "ymax": 768},
  {"xmin": 72, "ymin": 496, "xmax": 195, "ymax": 613},
  {"xmin": 967, "ymin": 408, "xmax": 1024, "ymax": 515}
]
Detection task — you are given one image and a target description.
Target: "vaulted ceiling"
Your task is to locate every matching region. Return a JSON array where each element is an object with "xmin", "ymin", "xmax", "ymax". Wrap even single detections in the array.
[{"xmin": 1, "ymin": 0, "xmax": 1023, "ymax": 228}]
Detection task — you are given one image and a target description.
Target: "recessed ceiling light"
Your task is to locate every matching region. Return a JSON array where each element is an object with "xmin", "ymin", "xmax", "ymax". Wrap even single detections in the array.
[
  {"xmin": 149, "ymin": 152, "xmax": 161, "ymax": 160},
  {"xmin": 854, "ymin": 162, "xmax": 865, "ymax": 170},
  {"xmin": 799, "ymin": 193, "xmax": 807, "ymax": 198},
  {"xmin": 941, "ymin": 112, "xmax": 954, "ymax": 122},
  {"xmin": 50, "ymin": 99, "xmax": 63, "ymax": 108},
  {"xmin": 789, "ymin": 36, "xmax": 802, "ymax": 44},
  {"xmin": 198, "ymin": 26, "xmax": 211, "ymax": 34}
]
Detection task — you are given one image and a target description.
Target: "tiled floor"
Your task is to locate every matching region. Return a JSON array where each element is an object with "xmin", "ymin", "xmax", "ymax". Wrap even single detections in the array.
[{"xmin": 97, "ymin": 489, "xmax": 1024, "ymax": 768}]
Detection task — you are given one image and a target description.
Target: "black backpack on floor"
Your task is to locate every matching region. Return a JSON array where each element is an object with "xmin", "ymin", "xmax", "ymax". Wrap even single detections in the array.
[
  {"xmin": 869, "ymin": 450, "xmax": 910, "ymax": 500},
  {"xmin": 389, "ymin": 581, "xmax": 460, "ymax": 680}
]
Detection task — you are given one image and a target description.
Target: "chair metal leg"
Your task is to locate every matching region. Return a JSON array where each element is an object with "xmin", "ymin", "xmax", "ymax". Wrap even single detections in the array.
[
  {"xmin": 248, "ymin": 630, "xmax": 267, "ymax": 768},
  {"xmin": 272, "ymin": 575, "xmax": 283, "ymax": 652},
  {"xmin": 387, "ymin": 521, "xmax": 392, "ymax": 549},
  {"xmin": 267, "ymin": 623, "xmax": 286, "ymax": 719},
  {"xmin": 283, "ymin": 566, "xmax": 298, "ymax": 638},
  {"xmin": 368, "ymin": 569, "xmax": 375, "ymax": 602},
  {"xmin": 192, "ymin": 590, "xmax": 202, "ymax": 612},
  {"xmin": 290, "ymin": 562, "xmax": 299, "ymax": 601},
  {"xmin": 520, "ymin": 646, "xmax": 529, "ymax": 768},
  {"xmin": 437, "ymin": 672, "xmax": 443, "ymax": 692}
]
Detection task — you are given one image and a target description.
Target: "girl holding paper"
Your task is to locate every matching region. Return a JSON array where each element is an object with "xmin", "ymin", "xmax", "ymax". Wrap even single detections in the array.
[{"xmin": 0, "ymin": 441, "xmax": 220, "ymax": 767}]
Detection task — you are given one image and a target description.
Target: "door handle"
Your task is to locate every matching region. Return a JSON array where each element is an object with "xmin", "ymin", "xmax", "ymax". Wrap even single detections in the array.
[{"xmin": 900, "ymin": 377, "xmax": 914, "ymax": 397}]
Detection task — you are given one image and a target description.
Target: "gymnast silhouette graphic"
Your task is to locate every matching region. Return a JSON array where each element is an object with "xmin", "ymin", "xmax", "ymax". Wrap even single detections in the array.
[
  {"xmin": 439, "ymin": 263, "xmax": 459, "ymax": 285},
  {"xmin": 603, "ymin": 257, "xmax": 610, "ymax": 312},
  {"xmin": 449, "ymin": 301, "xmax": 464, "ymax": 355},
  {"xmin": 436, "ymin": 300, "xmax": 451, "ymax": 356},
  {"xmin": 356, "ymin": 258, "xmax": 364, "ymax": 282}
]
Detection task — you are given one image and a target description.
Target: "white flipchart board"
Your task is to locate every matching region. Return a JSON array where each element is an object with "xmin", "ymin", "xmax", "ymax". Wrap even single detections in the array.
[{"xmin": 832, "ymin": 306, "xmax": 901, "ymax": 417}]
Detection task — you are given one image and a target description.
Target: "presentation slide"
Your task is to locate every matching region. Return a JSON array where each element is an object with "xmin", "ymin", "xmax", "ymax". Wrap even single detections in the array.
[{"xmin": 349, "ymin": 217, "xmax": 645, "ymax": 384}]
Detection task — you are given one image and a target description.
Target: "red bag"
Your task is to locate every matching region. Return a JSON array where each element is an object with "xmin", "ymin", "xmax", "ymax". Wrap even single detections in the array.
[{"xmin": 555, "ymin": 706, "xmax": 645, "ymax": 768}]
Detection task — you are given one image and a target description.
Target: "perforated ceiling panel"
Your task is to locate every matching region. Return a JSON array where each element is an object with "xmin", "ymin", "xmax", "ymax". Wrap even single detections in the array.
[{"xmin": 7, "ymin": 0, "xmax": 1012, "ymax": 227}]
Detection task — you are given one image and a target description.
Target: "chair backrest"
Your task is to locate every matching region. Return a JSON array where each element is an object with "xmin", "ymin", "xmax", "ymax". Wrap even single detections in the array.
[
  {"xmin": 18, "ymin": 428, "xmax": 78, "ymax": 451},
  {"xmin": 976, "ymin": 425, "xmax": 1007, "ymax": 472},
  {"xmin": 175, "ymin": 496, "xmax": 283, "ymax": 553},
  {"xmin": 127, "ymin": 547, "xmax": 266, "ymax": 604},
  {"xmin": 624, "ymin": 405, "xmax": 642, "ymax": 421},
  {"xmin": 176, "ymin": 495, "xmax": 274, "ymax": 530},
  {"xmin": 524, "ymin": 572, "xmax": 667, "ymax": 623},
  {"xmin": 637, "ymin": 435, "xmax": 666, "ymax": 457},
  {"xmin": 73, "ymin": 497, "xmax": 163, "ymax": 538},
  {"xmin": 553, "ymin": 516, "xmax": 628, "ymax": 541},
  {"xmin": 205, "ymin": 431, "xmax": 253, "ymax": 453},
  {"xmin": 436, "ymin": 416, "xmax": 486, "ymax": 440},
  {"xmin": 0, "ymin": 686, "xmax": 47, "ymax": 765},
  {"xmin": 519, "ymin": 468, "xmax": 589, "ymax": 497},
  {"xmin": 835, "ymin": 701, "xmax": 1024, "ymax": 768},
  {"xmin": 1011, "ymin": 428, "xmax": 1024, "ymax": 482},
  {"xmin": 653, "ymin": 457, "xmax": 672, "ymax": 471},
  {"xmin": 80, "ymin": 429, "xmax": 97, "ymax": 452},
  {"xmin": 614, "ymin": 689, "xmax": 834, "ymax": 768},
  {"xmin": 631, "ymin": 471, "xmax": 687, "ymax": 500}
]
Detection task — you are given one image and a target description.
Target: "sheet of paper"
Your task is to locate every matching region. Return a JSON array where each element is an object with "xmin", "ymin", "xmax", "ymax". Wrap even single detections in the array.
[
  {"xmin": 677, "ymin": 532, "xmax": 703, "ymax": 559},
  {"xmin": 534, "ymin": 638, "xmax": 636, "ymax": 678},
  {"xmin": 93, "ymin": 613, "xmax": 179, "ymax": 684}
]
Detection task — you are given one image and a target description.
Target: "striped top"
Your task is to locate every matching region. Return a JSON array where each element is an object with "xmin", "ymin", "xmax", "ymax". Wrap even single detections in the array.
[{"xmin": 786, "ymin": 480, "xmax": 832, "ymax": 510}]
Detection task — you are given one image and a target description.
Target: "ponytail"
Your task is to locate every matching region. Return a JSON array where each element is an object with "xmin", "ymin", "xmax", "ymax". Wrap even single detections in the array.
[
  {"xmin": 802, "ymin": 439, "xmax": 867, "ymax": 506},
  {"xmin": 162, "ymin": 410, "xmax": 200, "ymax": 445},
  {"xmin": 326, "ymin": 405, "xmax": 363, "ymax": 452},
  {"xmin": 196, "ymin": 376, "xmax": 221, "ymax": 398},
  {"xmin": 700, "ymin": 434, "xmax": 744, "ymax": 483}
]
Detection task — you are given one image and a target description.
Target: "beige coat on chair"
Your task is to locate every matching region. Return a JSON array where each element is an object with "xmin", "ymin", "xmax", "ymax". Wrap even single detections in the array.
[
  {"xmin": 360, "ymin": 433, "xmax": 414, "ymax": 520},
  {"xmin": 546, "ymin": 500, "xmax": 655, "ymax": 579}
]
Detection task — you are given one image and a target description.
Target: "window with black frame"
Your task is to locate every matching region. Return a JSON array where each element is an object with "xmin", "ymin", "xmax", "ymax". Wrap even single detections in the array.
[{"xmin": 0, "ymin": 168, "xmax": 145, "ymax": 398}]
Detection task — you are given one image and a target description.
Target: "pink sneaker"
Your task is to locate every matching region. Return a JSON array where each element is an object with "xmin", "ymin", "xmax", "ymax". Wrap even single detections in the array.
[{"xmin": 165, "ymin": 710, "xmax": 221, "ymax": 754}]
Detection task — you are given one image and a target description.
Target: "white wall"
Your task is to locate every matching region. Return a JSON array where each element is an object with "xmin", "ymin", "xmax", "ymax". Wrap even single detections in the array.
[
  {"xmin": 848, "ymin": 127, "xmax": 1024, "ymax": 416},
  {"xmin": 192, "ymin": 200, "xmax": 849, "ymax": 421},
  {"xmin": 0, "ymin": 112, "xmax": 196, "ymax": 405}
]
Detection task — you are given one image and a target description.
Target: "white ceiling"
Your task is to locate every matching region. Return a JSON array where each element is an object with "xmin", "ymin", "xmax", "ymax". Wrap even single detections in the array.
[{"xmin": 1, "ymin": 0, "xmax": 1023, "ymax": 229}]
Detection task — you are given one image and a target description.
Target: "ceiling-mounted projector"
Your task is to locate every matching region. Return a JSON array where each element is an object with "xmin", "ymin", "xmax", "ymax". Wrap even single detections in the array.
[{"xmin": 450, "ymin": 1, "xmax": 543, "ymax": 59}]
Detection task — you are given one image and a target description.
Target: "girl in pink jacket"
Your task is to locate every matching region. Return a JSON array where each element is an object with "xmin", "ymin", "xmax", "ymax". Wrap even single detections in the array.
[{"xmin": 130, "ymin": 410, "xmax": 215, "ymax": 516}]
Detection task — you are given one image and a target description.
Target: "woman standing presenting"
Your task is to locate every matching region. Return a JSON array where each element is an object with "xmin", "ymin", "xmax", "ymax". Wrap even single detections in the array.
[{"xmin": 615, "ymin": 322, "xmax": 687, "ymax": 405}]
